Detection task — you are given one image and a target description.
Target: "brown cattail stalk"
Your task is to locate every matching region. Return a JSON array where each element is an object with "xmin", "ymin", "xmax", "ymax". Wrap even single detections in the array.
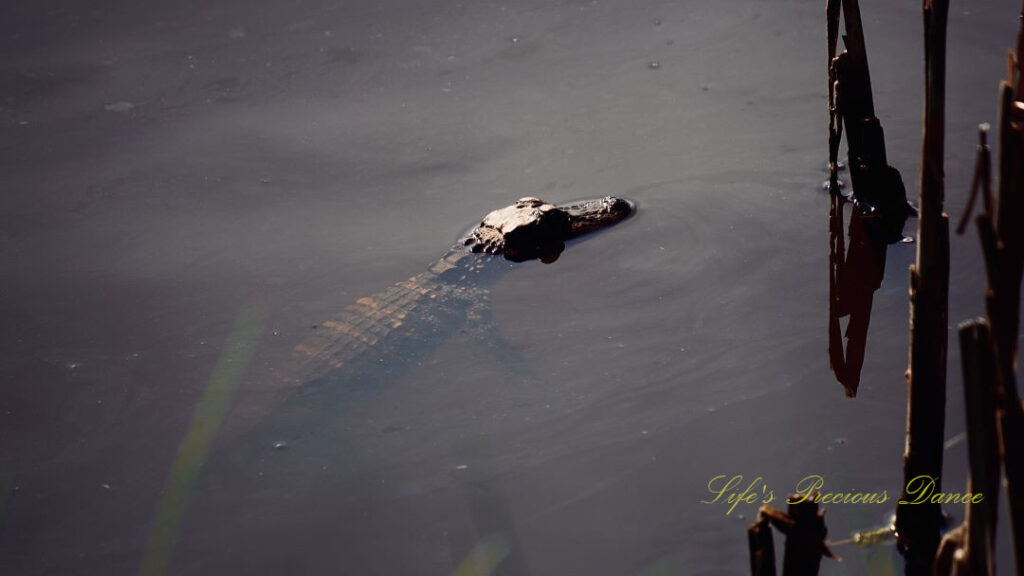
[
  {"xmin": 955, "ymin": 319, "xmax": 1000, "ymax": 576},
  {"xmin": 895, "ymin": 1, "xmax": 950, "ymax": 574},
  {"xmin": 748, "ymin": 511, "xmax": 778, "ymax": 576},
  {"xmin": 974, "ymin": 76, "xmax": 1024, "ymax": 576},
  {"xmin": 756, "ymin": 497, "xmax": 832, "ymax": 576}
]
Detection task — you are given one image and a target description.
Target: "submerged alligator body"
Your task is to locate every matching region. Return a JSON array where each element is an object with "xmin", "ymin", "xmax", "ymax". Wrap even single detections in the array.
[{"xmin": 282, "ymin": 196, "xmax": 634, "ymax": 387}]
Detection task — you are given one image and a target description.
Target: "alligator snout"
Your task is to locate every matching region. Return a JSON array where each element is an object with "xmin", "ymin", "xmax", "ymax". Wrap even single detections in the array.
[{"xmin": 562, "ymin": 196, "xmax": 635, "ymax": 238}]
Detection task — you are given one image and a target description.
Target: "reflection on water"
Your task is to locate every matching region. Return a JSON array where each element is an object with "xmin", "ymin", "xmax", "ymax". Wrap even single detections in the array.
[
  {"xmin": 827, "ymin": 183, "xmax": 889, "ymax": 398},
  {"xmin": 824, "ymin": 151, "xmax": 913, "ymax": 397},
  {"xmin": 825, "ymin": 0, "xmax": 913, "ymax": 398}
]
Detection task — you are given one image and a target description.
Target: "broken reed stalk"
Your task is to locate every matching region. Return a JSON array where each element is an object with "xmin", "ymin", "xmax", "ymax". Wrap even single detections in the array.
[
  {"xmin": 826, "ymin": 0, "xmax": 842, "ymax": 170},
  {"xmin": 896, "ymin": 0, "xmax": 950, "ymax": 574},
  {"xmin": 779, "ymin": 498, "xmax": 829, "ymax": 576},
  {"xmin": 975, "ymin": 75, "xmax": 1024, "ymax": 575},
  {"xmin": 838, "ymin": 0, "xmax": 874, "ymax": 111},
  {"xmin": 955, "ymin": 126, "xmax": 993, "ymax": 235},
  {"xmin": 833, "ymin": 0, "xmax": 879, "ymax": 185},
  {"xmin": 748, "ymin": 511, "xmax": 778, "ymax": 576},
  {"xmin": 933, "ymin": 524, "xmax": 966, "ymax": 576},
  {"xmin": 953, "ymin": 13, "xmax": 1024, "ymax": 567},
  {"xmin": 956, "ymin": 319, "xmax": 999, "ymax": 576},
  {"xmin": 753, "ymin": 496, "xmax": 831, "ymax": 576}
]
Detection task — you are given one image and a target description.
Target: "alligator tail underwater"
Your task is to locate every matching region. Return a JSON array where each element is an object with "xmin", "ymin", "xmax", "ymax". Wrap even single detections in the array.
[{"xmin": 280, "ymin": 196, "xmax": 635, "ymax": 388}]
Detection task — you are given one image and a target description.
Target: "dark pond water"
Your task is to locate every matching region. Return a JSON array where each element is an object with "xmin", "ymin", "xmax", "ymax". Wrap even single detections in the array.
[{"xmin": 1, "ymin": 0, "xmax": 1020, "ymax": 574}]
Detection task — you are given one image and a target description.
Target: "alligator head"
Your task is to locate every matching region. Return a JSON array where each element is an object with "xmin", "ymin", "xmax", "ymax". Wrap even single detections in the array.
[{"xmin": 465, "ymin": 196, "xmax": 634, "ymax": 263}]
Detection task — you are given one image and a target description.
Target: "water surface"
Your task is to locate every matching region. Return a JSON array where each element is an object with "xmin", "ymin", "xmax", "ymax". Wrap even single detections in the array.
[{"xmin": 1, "ymin": 0, "xmax": 1019, "ymax": 573}]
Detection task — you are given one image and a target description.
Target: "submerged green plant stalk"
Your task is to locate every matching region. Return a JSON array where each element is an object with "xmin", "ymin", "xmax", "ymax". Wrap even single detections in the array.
[{"xmin": 138, "ymin": 305, "xmax": 263, "ymax": 576}]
